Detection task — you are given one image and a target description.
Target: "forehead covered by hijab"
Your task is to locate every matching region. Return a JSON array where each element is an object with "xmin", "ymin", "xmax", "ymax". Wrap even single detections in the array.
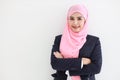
[{"xmin": 67, "ymin": 4, "xmax": 88, "ymax": 20}]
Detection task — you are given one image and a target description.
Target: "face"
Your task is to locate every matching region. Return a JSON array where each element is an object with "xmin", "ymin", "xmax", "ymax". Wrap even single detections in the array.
[{"xmin": 68, "ymin": 12, "xmax": 85, "ymax": 33}]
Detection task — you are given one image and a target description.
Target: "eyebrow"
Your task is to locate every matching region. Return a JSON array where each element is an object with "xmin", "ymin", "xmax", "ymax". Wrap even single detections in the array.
[{"xmin": 70, "ymin": 16, "xmax": 83, "ymax": 18}]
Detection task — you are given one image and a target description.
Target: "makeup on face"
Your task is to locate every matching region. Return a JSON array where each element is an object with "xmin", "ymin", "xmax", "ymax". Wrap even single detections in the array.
[{"xmin": 68, "ymin": 12, "xmax": 85, "ymax": 33}]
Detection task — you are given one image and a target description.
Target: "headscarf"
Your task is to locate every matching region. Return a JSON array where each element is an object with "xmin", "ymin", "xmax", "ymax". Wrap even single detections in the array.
[{"xmin": 60, "ymin": 4, "xmax": 88, "ymax": 58}]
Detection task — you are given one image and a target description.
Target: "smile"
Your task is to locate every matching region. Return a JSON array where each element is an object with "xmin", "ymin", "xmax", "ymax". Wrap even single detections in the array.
[{"xmin": 72, "ymin": 26, "xmax": 80, "ymax": 29}]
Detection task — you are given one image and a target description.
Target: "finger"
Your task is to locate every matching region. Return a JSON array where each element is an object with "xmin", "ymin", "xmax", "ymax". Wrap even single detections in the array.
[
  {"xmin": 55, "ymin": 51, "xmax": 59, "ymax": 54},
  {"xmin": 53, "ymin": 52, "xmax": 56, "ymax": 55},
  {"xmin": 57, "ymin": 51, "xmax": 61, "ymax": 53}
]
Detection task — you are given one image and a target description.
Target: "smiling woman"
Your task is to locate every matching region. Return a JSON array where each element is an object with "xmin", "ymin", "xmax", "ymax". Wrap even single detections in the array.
[
  {"xmin": 68, "ymin": 12, "xmax": 85, "ymax": 33},
  {"xmin": 50, "ymin": 4, "xmax": 102, "ymax": 80}
]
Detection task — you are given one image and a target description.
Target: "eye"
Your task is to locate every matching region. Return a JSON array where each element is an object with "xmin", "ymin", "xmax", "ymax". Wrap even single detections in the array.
[
  {"xmin": 70, "ymin": 16, "xmax": 74, "ymax": 20},
  {"xmin": 77, "ymin": 17, "xmax": 82, "ymax": 20}
]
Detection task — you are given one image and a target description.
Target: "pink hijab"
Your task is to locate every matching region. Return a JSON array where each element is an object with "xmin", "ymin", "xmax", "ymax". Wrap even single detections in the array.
[{"xmin": 60, "ymin": 4, "xmax": 88, "ymax": 58}]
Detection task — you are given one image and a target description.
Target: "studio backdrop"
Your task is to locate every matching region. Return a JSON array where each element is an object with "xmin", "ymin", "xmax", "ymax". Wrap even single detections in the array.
[{"xmin": 0, "ymin": 0, "xmax": 120, "ymax": 80}]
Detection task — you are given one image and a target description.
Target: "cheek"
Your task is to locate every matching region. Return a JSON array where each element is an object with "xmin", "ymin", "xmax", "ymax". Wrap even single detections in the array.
[
  {"xmin": 68, "ymin": 21, "xmax": 72, "ymax": 27},
  {"xmin": 80, "ymin": 21, "xmax": 85, "ymax": 27},
  {"xmin": 80, "ymin": 22, "xmax": 84, "ymax": 27}
]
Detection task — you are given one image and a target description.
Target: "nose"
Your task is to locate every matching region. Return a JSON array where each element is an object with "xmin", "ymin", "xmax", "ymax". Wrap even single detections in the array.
[{"xmin": 74, "ymin": 20, "xmax": 78, "ymax": 26}]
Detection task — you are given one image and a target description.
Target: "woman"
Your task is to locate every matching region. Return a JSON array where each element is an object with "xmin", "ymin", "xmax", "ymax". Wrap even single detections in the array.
[{"xmin": 51, "ymin": 4, "xmax": 102, "ymax": 80}]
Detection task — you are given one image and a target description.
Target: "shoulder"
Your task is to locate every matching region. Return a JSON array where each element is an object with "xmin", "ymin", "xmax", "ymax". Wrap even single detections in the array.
[
  {"xmin": 55, "ymin": 34, "xmax": 100, "ymax": 41},
  {"xmin": 54, "ymin": 34, "xmax": 62, "ymax": 41},
  {"xmin": 55, "ymin": 34, "xmax": 100, "ymax": 42},
  {"xmin": 87, "ymin": 34, "xmax": 100, "ymax": 41},
  {"xmin": 86, "ymin": 34, "xmax": 101, "ymax": 46},
  {"xmin": 53, "ymin": 34, "xmax": 62, "ymax": 44},
  {"xmin": 56, "ymin": 34, "xmax": 62, "ymax": 37},
  {"xmin": 87, "ymin": 34, "xmax": 99, "ymax": 39}
]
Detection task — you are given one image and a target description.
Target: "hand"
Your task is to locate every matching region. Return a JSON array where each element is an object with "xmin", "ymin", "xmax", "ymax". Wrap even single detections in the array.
[
  {"xmin": 53, "ymin": 51, "xmax": 63, "ymax": 58},
  {"xmin": 82, "ymin": 58, "xmax": 91, "ymax": 65}
]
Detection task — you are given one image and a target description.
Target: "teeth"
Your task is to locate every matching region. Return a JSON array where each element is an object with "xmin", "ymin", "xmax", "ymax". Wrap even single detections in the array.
[{"xmin": 73, "ymin": 26, "xmax": 79, "ymax": 28}]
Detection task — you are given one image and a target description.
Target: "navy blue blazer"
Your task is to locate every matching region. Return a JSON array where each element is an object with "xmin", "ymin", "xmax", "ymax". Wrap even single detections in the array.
[{"xmin": 51, "ymin": 35, "xmax": 102, "ymax": 80}]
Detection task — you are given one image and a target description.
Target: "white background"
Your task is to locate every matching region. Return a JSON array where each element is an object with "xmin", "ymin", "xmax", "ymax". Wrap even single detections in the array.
[{"xmin": 0, "ymin": 0, "xmax": 120, "ymax": 80}]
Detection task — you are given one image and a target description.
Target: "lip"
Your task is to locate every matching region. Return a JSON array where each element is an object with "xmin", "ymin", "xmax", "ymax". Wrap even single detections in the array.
[{"xmin": 72, "ymin": 26, "xmax": 80, "ymax": 29}]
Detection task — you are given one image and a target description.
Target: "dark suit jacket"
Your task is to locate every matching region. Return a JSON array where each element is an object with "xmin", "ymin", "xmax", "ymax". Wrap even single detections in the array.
[{"xmin": 51, "ymin": 35, "xmax": 102, "ymax": 80}]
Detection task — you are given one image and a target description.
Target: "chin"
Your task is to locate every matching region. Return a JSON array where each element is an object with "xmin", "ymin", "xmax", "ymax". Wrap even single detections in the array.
[
  {"xmin": 75, "ymin": 31, "xmax": 80, "ymax": 33},
  {"xmin": 72, "ymin": 29, "xmax": 81, "ymax": 33},
  {"xmin": 73, "ymin": 30, "xmax": 80, "ymax": 33}
]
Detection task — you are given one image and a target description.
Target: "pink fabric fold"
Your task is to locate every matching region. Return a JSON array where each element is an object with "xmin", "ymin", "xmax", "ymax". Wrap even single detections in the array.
[{"xmin": 60, "ymin": 4, "xmax": 88, "ymax": 80}]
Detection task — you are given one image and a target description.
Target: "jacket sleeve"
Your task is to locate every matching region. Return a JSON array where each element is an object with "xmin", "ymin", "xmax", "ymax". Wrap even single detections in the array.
[
  {"xmin": 50, "ymin": 36, "xmax": 82, "ymax": 71},
  {"xmin": 69, "ymin": 38, "xmax": 102, "ymax": 76}
]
